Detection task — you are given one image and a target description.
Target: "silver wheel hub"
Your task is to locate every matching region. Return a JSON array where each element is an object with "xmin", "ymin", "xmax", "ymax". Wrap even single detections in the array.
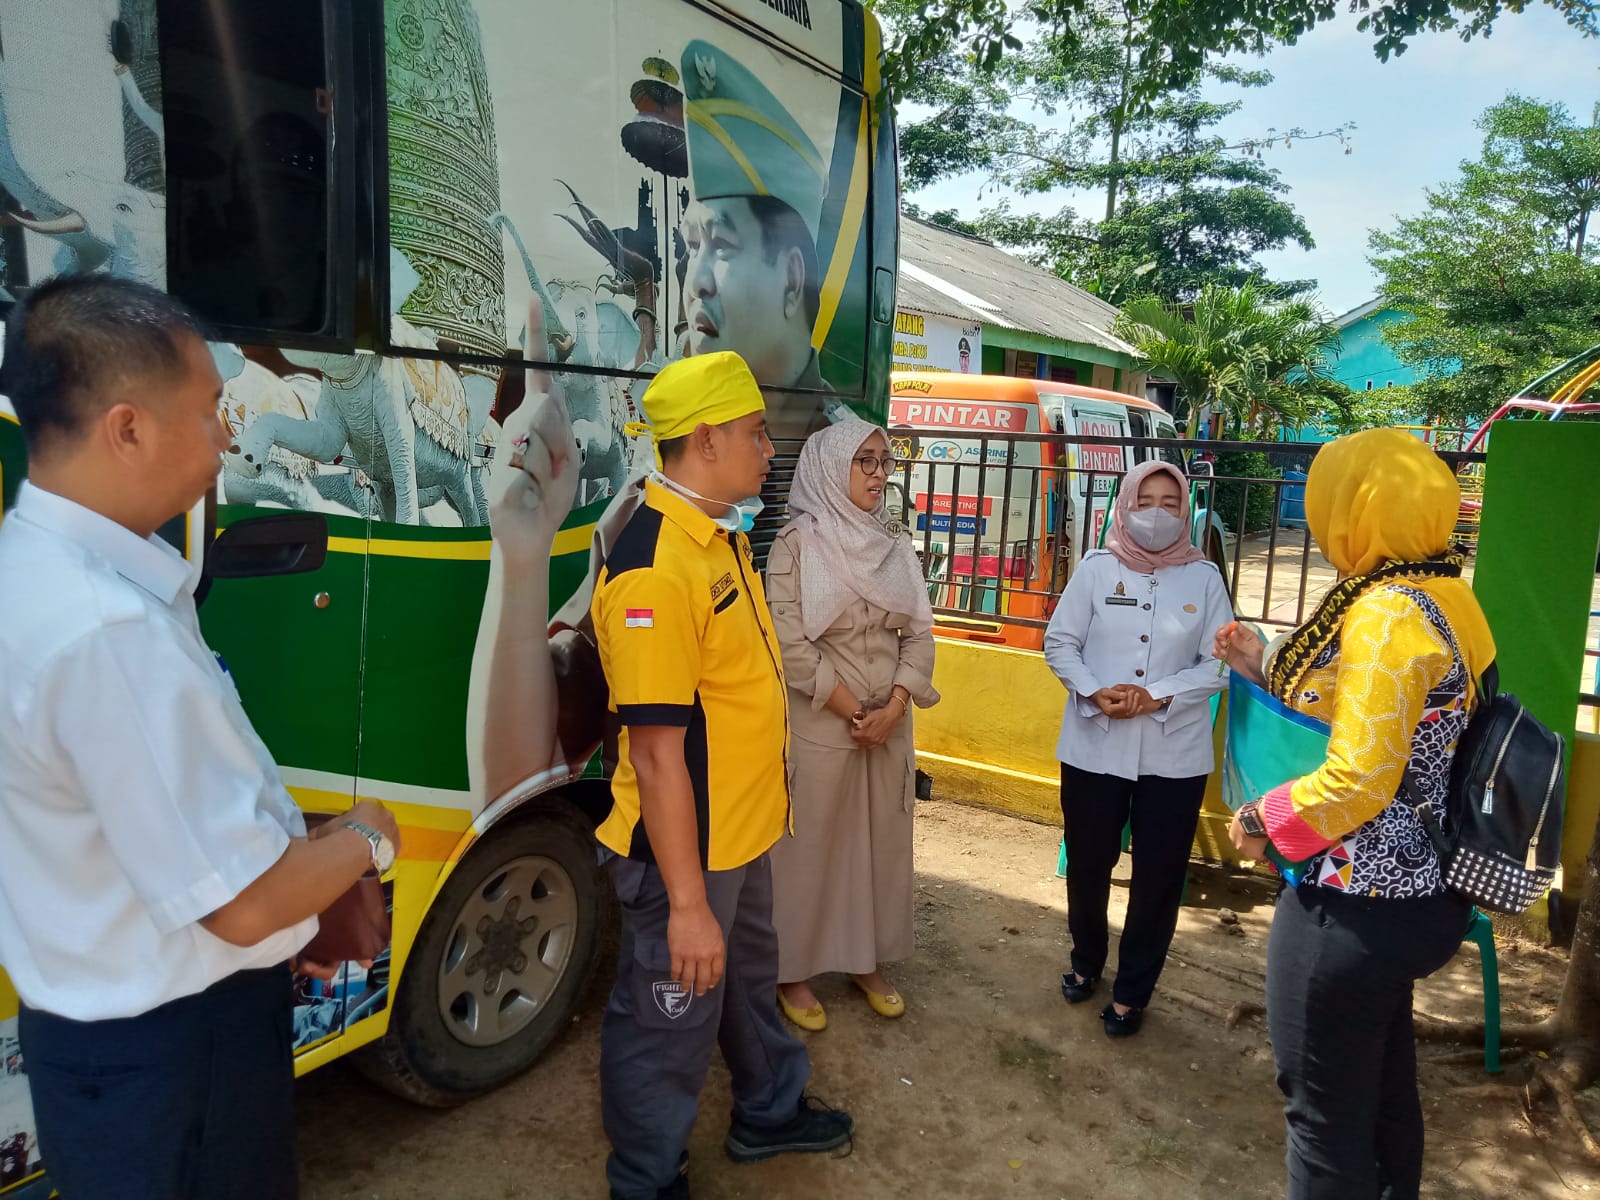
[{"xmin": 437, "ymin": 854, "xmax": 579, "ymax": 1047}]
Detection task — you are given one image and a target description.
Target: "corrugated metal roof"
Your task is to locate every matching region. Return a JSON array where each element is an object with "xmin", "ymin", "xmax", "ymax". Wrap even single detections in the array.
[
  {"xmin": 896, "ymin": 216, "xmax": 1139, "ymax": 360},
  {"xmin": 1333, "ymin": 297, "xmax": 1387, "ymax": 327}
]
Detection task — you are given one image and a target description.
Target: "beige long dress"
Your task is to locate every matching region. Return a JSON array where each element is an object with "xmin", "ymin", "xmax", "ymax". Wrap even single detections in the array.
[{"xmin": 764, "ymin": 525, "xmax": 940, "ymax": 981}]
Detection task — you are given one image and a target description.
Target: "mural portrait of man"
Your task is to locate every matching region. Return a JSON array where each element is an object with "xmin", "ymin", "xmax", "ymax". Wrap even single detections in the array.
[{"xmin": 680, "ymin": 40, "xmax": 829, "ymax": 393}]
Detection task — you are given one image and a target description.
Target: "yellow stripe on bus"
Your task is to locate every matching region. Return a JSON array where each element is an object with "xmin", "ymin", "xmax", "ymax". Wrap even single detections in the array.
[
  {"xmin": 290, "ymin": 787, "xmax": 473, "ymax": 865},
  {"xmin": 319, "ymin": 521, "xmax": 593, "ymax": 561},
  {"xmin": 812, "ymin": 102, "xmax": 870, "ymax": 352}
]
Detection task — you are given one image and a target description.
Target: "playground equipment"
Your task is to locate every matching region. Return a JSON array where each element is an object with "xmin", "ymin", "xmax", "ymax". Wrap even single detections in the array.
[{"xmin": 1452, "ymin": 345, "xmax": 1600, "ymax": 552}]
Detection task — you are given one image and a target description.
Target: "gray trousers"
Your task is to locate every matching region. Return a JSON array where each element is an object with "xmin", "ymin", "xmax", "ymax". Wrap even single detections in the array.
[{"xmin": 601, "ymin": 852, "xmax": 811, "ymax": 1198}]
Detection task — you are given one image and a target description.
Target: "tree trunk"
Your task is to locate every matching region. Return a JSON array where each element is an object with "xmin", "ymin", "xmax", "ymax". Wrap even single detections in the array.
[
  {"xmin": 1104, "ymin": 115, "xmax": 1123, "ymax": 225},
  {"xmin": 1550, "ymin": 806, "xmax": 1600, "ymax": 1075},
  {"xmin": 1415, "ymin": 810, "xmax": 1600, "ymax": 1157},
  {"xmin": 1102, "ymin": 15, "xmax": 1135, "ymax": 224},
  {"xmin": 1184, "ymin": 389, "xmax": 1210, "ymax": 440}
]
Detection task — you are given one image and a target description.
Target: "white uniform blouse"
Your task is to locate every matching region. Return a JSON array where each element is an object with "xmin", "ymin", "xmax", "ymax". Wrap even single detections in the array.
[{"xmin": 1043, "ymin": 549, "xmax": 1235, "ymax": 782}]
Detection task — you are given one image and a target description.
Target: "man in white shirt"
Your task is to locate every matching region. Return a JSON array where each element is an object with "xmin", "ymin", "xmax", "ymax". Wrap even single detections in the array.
[{"xmin": 0, "ymin": 274, "xmax": 400, "ymax": 1199}]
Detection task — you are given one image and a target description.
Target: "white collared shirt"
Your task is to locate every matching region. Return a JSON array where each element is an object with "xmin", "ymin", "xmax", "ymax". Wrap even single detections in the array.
[
  {"xmin": 0, "ymin": 483, "xmax": 315, "ymax": 1021},
  {"xmin": 1044, "ymin": 550, "xmax": 1235, "ymax": 782}
]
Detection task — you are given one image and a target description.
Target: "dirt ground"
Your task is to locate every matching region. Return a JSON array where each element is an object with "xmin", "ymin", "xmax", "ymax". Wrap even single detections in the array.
[{"xmin": 297, "ymin": 800, "xmax": 1600, "ymax": 1199}]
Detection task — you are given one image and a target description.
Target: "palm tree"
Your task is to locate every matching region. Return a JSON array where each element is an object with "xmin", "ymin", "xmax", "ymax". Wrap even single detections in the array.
[{"xmin": 1114, "ymin": 282, "xmax": 1342, "ymax": 438}]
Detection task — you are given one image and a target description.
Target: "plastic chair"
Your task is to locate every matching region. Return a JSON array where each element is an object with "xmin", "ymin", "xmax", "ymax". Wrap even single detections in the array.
[
  {"xmin": 1462, "ymin": 908, "xmax": 1502, "ymax": 1073},
  {"xmin": 1057, "ymin": 820, "xmax": 1190, "ymax": 905},
  {"xmin": 1056, "ymin": 821, "xmax": 1130, "ymax": 878}
]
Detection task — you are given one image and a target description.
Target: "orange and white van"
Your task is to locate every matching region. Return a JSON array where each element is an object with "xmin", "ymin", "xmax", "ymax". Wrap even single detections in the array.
[{"xmin": 887, "ymin": 372, "xmax": 1227, "ymax": 649}]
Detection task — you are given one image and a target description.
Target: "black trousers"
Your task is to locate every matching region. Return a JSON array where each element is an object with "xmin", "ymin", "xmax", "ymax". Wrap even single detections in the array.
[
  {"xmin": 600, "ymin": 853, "xmax": 811, "ymax": 1199},
  {"xmin": 1266, "ymin": 882, "xmax": 1470, "ymax": 1199},
  {"xmin": 18, "ymin": 964, "xmax": 297, "ymax": 1200},
  {"xmin": 1060, "ymin": 764, "xmax": 1207, "ymax": 1009}
]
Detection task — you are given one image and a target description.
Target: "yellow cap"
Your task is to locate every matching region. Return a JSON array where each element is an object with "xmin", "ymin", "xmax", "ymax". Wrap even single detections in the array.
[{"xmin": 626, "ymin": 352, "xmax": 765, "ymax": 465}]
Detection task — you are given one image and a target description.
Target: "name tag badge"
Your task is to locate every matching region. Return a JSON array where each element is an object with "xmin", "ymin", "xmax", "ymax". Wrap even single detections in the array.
[
  {"xmin": 214, "ymin": 654, "xmax": 242, "ymax": 700},
  {"xmin": 1104, "ymin": 595, "xmax": 1138, "ymax": 606}
]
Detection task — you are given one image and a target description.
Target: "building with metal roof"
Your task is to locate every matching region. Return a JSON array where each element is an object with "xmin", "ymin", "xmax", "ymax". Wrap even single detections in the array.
[
  {"xmin": 1327, "ymin": 297, "xmax": 1458, "ymax": 393},
  {"xmin": 893, "ymin": 215, "xmax": 1147, "ymax": 397}
]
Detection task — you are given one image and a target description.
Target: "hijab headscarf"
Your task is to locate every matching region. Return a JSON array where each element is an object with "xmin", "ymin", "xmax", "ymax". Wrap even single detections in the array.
[
  {"xmin": 1306, "ymin": 426, "xmax": 1461, "ymax": 578},
  {"xmin": 1270, "ymin": 427, "xmax": 1495, "ymax": 698},
  {"xmin": 786, "ymin": 414, "xmax": 934, "ymax": 641},
  {"xmin": 1103, "ymin": 460, "xmax": 1207, "ymax": 573}
]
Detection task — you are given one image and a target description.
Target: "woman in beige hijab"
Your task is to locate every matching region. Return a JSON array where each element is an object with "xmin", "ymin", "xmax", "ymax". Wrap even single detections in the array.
[{"xmin": 765, "ymin": 415, "xmax": 939, "ymax": 1030}]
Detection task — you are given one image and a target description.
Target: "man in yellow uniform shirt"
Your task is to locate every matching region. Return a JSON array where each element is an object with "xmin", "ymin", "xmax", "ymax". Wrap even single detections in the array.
[{"xmin": 592, "ymin": 352, "xmax": 852, "ymax": 1200}]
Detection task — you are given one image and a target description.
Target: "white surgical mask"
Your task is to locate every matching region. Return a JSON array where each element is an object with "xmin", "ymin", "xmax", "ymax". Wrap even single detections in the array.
[
  {"xmin": 1124, "ymin": 506, "xmax": 1186, "ymax": 552},
  {"xmin": 651, "ymin": 471, "xmax": 765, "ymax": 533}
]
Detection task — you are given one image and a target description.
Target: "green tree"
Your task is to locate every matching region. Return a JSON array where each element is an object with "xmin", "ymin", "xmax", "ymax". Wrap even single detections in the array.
[
  {"xmin": 889, "ymin": 2, "xmax": 1338, "ymax": 301},
  {"xmin": 869, "ymin": 0, "xmax": 1599, "ymax": 101},
  {"xmin": 1368, "ymin": 95, "xmax": 1600, "ymax": 427},
  {"xmin": 963, "ymin": 89, "xmax": 1329, "ymax": 302},
  {"xmin": 1112, "ymin": 282, "xmax": 1342, "ymax": 437},
  {"xmin": 1481, "ymin": 95, "xmax": 1600, "ymax": 254}
]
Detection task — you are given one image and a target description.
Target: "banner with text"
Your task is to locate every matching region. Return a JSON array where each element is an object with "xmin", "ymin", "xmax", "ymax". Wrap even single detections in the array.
[{"xmin": 892, "ymin": 310, "xmax": 982, "ymax": 375}]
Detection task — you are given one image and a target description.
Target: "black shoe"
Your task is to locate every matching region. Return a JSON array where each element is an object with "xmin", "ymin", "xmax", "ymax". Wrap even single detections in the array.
[
  {"xmin": 725, "ymin": 1095, "xmax": 854, "ymax": 1163},
  {"xmin": 1100, "ymin": 1002, "xmax": 1144, "ymax": 1038},
  {"xmin": 610, "ymin": 1151, "xmax": 689, "ymax": 1200},
  {"xmin": 1060, "ymin": 971, "xmax": 1099, "ymax": 1004},
  {"xmin": 607, "ymin": 1176, "xmax": 688, "ymax": 1199}
]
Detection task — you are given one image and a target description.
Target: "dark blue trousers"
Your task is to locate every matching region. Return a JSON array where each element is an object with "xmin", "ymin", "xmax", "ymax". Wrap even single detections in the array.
[
  {"xmin": 18, "ymin": 964, "xmax": 297, "ymax": 1200},
  {"xmin": 601, "ymin": 853, "xmax": 810, "ymax": 1199}
]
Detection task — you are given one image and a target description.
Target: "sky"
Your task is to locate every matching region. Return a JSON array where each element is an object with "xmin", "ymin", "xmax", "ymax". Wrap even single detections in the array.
[{"xmin": 907, "ymin": 6, "xmax": 1600, "ymax": 315}]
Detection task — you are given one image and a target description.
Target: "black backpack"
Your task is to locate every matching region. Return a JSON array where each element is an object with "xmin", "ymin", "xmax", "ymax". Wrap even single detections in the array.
[{"xmin": 1412, "ymin": 663, "xmax": 1566, "ymax": 914}]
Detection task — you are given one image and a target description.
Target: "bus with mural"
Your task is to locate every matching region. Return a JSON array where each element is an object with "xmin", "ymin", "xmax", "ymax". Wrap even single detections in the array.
[{"xmin": 0, "ymin": 1, "xmax": 897, "ymax": 1192}]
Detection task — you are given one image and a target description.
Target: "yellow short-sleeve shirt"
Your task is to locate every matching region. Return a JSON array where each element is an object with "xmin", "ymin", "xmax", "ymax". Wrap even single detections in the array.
[{"xmin": 592, "ymin": 480, "xmax": 790, "ymax": 871}]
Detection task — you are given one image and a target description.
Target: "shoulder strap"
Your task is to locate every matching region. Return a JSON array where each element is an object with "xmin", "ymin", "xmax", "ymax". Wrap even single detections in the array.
[
  {"xmin": 1407, "ymin": 769, "xmax": 1454, "ymax": 860},
  {"xmin": 1397, "ymin": 598, "xmax": 1471, "ymax": 861}
]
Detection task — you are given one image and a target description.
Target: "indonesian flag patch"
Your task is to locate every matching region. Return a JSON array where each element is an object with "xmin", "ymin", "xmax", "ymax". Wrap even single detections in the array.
[{"xmin": 625, "ymin": 608, "xmax": 654, "ymax": 628}]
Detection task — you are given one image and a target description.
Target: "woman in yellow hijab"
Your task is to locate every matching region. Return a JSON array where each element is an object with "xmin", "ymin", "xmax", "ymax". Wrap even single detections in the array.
[{"xmin": 1216, "ymin": 428, "xmax": 1494, "ymax": 1200}]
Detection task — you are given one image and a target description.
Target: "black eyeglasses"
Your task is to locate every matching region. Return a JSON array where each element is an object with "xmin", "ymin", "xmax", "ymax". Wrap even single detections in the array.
[{"xmin": 852, "ymin": 455, "xmax": 901, "ymax": 476}]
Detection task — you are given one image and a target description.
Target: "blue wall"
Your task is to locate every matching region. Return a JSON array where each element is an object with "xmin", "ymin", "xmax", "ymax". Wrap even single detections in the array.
[{"xmin": 1330, "ymin": 309, "xmax": 1430, "ymax": 392}]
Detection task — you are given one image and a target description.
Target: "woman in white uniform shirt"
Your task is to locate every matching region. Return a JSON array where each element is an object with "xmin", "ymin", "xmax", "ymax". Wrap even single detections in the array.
[{"xmin": 1044, "ymin": 460, "xmax": 1233, "ymax": 1038}]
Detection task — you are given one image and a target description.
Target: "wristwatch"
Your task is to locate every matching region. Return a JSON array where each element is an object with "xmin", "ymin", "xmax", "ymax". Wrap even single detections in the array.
[
  {"xmin": 345, "ymin": 820, "xmax": 396, "ymax": 873},
  {"xmin": 1236, "ymin": 800, "xmax": 1268, "ymax": 839}
]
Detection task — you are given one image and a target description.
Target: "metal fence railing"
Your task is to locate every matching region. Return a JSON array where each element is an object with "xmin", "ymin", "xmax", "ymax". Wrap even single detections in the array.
[
  {"xmin": 881, "ymin": 433, "xmax": 1487, "ymax": 638},
  {"xmin": 755, "ymin": 428, "xmax": 1600, "ymax": 725}
]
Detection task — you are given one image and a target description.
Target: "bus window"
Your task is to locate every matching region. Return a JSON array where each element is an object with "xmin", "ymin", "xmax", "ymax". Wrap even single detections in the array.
[
  {"xmin": 159, "ymin": 0, "xmax": 334, "ymax": 336},
  {"xmin": 1127, "ymin": 409, "xmax": 1154, "ymax": 460}
]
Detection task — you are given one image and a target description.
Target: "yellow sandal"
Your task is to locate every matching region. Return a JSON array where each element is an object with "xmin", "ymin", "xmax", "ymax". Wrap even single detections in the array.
[{"xmin": 778, "ymin": 990, "xmax": 827, "ymax": 1032}]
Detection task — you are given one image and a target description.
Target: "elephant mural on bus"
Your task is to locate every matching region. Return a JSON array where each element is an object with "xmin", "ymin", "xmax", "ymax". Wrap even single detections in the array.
[
  {"xmin": 0, "ymin": 0, "xmax": 168, "ymax": 292},
  {"xmin": 221, "ymin": 249, "xmax": 499, "ymax": 527}
]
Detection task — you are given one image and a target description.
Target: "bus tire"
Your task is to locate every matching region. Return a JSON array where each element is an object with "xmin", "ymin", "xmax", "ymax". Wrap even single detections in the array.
[{"xmin": 353, "ymin": 805, "xmax": 610, "ymax": 1107}]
